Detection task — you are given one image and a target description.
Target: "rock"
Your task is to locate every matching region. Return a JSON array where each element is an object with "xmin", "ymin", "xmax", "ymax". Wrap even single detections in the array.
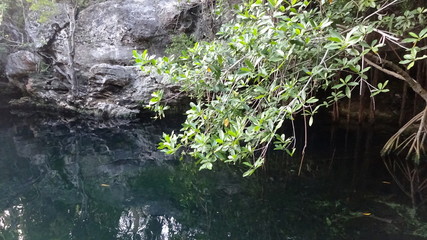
[
  {"xmin": 4, "ymin": 51, "xmax": 37, "ymax": 77},
  {"xmin": 5, "ymin": 51, "xmax": 41, "ymax": 90},
  {"xmin": 0, "ymin": 49, "xmax": 8, "ymax": 81},
  {"xmin": 4, "ymin": 0, "xmax": 201, "ymax": 118},
  {"xmin": 0, "ymin": 82, "xmax": 22, "ymax": 109},
  {"xmin": 25, "ymin": 3, "xmax": 70, "ymax": 49},
  {"xmin": 74, "ymin": 0, "xmax": 202, "ymax": 69},
  {"xmin": 89, "ymin": 64, "xmax": 132, "ymax": 89},
  {"xmin": 83, "ymin": 63, "xmax": 182, "ymax": 118},
  {"xmin": 24, "ymin": 0, "xmax": 204, "ymax": 72}
]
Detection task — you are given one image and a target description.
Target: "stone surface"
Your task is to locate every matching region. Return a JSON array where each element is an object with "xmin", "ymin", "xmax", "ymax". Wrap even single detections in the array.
[
  {"xmin": 3, "ymin": 0, "xmax": 202, "ymax": 118},
  {"xmin": 5, "ymin": 51, "xmax": 40, "ymax": 79},
  {"xmin": 74, "ymin": 0, "xmax": 203, "ymax": 70},
  {"xmin": 25, "ymin": 3, "xmax": 70, "ymax": 49},
  {"xmin": 83, "ymin": 63, "xmax": 182, "ymax": 118},
  {"xmin": 5, "ymin": 50, "xmax": 42, "ymax": 91}
]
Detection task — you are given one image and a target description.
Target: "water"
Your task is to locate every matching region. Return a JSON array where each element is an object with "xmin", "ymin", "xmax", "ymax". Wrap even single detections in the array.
[{"xmin": 0, "ymin": 112, "xmax": 426, "ymax": 240}]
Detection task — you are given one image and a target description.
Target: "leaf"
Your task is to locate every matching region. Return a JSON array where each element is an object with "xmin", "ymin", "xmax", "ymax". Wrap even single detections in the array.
[
  {"xmin": 320, "ymin": 19, "xmax": 332, "ymax": 29},
  {"xmin": 199, "ymin": 162, "xmax": 213, "ymax": 170},
  {"xmin": 345, "ymin": 86, "xmax": 351, "ymax": 98},
  {"xmin": 132, "ymin": 50, "xmax": 139, "ymax": 58},
  {"xmin": 243, "ymin": 168, "xmax": 255, "ymax": 177},
  {"xmin": 306, "ymin": 97, "xmax": 319, "ymax": 104},
  {"xmin": 309, "ymin": 116, "xmax": 314, "ymax": 126},
  {"xmin": 243, "ymin": 162, "xmax": 253, "ymax": 167},
  {"xmin": 223, "ymin": 118, "xmax": 230, "ymax": 127},
  {"xmin": 349, "ymin": 64, "xmax": 360, "ymax": 73},
  {"xmin": 329, "ymin": 29, "xmax": 342, "ymax": 39},
  {"xmin": 269, "ymin": 56, "xmax": 283, "ymax": 62},
  {"xmin": 268, "ymin": 0, "xmax": 277, "ymax": 7},
  {"xmin": 402, "ymin": 38, "xmax": 418, "ymax": 43},
  {"xmin": 403, "ymin": 54, "xmax": 413, "ymax": 60},
  {"xmin": 420, "ymin": 28, "xmax": 427, "ymax": 38},
  {"xmin": 409, "ymin": 32, "xmax": 419, "ymax": 38},
  {"xmin": 328, "ymin": 37, "xmax": 342, "ymax": 42},
  {"xmin": 254, "ymin": 94, "xmax": 266, "ymax": 100},
  {"xmin": 239, "ymin": 67, "xmax": 251, "ymax": 73},
  {"xmin": 244, "ymin": 59, "xmax": 254, "ymax": 69}
]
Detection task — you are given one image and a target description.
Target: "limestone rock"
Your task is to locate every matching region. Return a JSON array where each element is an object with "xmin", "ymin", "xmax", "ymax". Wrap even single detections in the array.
[
  {"xmin": 5, "ymin": 51, "xmax": 41, "ymax": 91},
  {"xmin": 5, "ymin": 51, "xmax": 40, "ymax": 78},
  {"xmin": 74, "ymin": 0, "xmax": 202, "ymax": 70},
  {"xmin": 4, "ymin": 0, "xmax": 201, "ymax": 118}
]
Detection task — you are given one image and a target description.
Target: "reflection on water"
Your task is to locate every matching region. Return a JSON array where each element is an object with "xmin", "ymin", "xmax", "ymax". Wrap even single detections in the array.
[
  {"xmin": 0, "ymin": 112, "xmax": 425, "ymax": 240},
  {"xmin": 383, "ymin": 156, "xmax": 427, "ymax": 208},
  {"xmin": 117, "ymin": 209, "xmax": 182, "ymax": 240}
]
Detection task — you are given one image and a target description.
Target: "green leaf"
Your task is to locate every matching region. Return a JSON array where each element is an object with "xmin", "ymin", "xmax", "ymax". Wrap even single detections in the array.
[
  {"xmin": 306, "ymin": 97, "xmax": 319, "ymax": 104},
  {"xmin": 402, "ymin": 38, "xmax": 418, "ymax": 43},
  {"xmin": 409, "ymin": 32, "xmax": 419, "ymax": 38},
  {"xmin": 268, "ymin": 0, "xmax": 277, "ymax": 7},
  {"xmin": 200, "ymin": 162, "xmax": 213, "ymax": 170},
  {"xmin": 243, "ymin": 162, "xmax": 253, "ymax": 168},
  {"xmin": 328, "ymin": 37, "xmax": 342, "ymax": 42},
  {"xmin": 244, "ymin": 59, "xmax": 254, "ymax": 69},
  {"xmin": 132, "ymin": 50, "xmax": 139, "ymax": 58},
  {"xmin": 399, "ymin": 59, "xmax": 412, "ymax": 65},
  {"xmin": 243, "ymin": 168, "xmax": 256, "ymax": 177},
  {"xmin": 345, "ymin": 86, "xmax": 351, "ymax": 98},
  {"xmin": 419, "ymin": 28, "xmax": 427, "ymax": 38}
]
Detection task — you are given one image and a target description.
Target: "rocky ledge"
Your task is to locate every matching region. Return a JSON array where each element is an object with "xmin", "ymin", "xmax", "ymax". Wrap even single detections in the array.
[{"xmin": 2, "ymin": 0, "xmax": 212, "ymax": 118}]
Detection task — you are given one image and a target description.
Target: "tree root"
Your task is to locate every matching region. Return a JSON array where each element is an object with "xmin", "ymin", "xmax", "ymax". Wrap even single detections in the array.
[{"xmin": 382, "ymin": 106, "xmax": 427, "ymax": 163}]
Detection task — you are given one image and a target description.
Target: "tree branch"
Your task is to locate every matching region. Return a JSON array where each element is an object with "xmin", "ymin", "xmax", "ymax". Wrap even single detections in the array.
[
  {"xmin": 363, "ymin": 52, "xmax": 427, "ymax": 102},
  {"xmin": 364, "ymin": 58, "xmax": 405, "ymax": 81}
]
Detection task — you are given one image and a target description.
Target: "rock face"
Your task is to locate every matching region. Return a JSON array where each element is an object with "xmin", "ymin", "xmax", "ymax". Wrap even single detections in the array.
[
  {"xmin": 5, "ymin": 51, "xmax": 41, "ymax": 91},
  {"xmin": 75, "ymin": 0, "xmax": 196, "ymax": 69},
  {"xmin": 85, "ymin": 64, "xmax": 181, "ymax": 118},
  {"xmin": 4, "ymin": 0, "xmax": 206, "ymax": 117}
]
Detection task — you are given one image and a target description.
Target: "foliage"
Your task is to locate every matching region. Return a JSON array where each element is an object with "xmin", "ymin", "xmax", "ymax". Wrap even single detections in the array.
[
  {"xmin": 136, "ymin": 0, "xmax": 365, "ymax": 175},
  {"xmin": 380, "ymin": 200, "xmax": 427, "ymax": 238},
  {"xmin": 135, "ymin": 0, "xmax": 427, "ymax": 175},
  {"xmin": 165, "ymin": 33, "xmax": 196, "ymax": 56},
  {"xmin": 25, "ymin": 0, "xmax": 95, "ymax": 23},
  {"xmin": 0, "ymin": 2, "xmax": 7, "ymax": 25},
  {"xmin": 26, "ymin": 0, "xmax": 58, "ymax": 23}
]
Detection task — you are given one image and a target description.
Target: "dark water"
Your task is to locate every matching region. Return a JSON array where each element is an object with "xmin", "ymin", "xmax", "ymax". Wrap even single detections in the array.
[{"xmin": 0, "ymin": 112, "xmax": 426, "ymax": 240}]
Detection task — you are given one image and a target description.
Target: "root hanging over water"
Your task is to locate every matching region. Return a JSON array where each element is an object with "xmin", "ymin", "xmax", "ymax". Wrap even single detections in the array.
[{"xmin": 382, "ymin": 107, "xmax": 427, "ymax": 163}]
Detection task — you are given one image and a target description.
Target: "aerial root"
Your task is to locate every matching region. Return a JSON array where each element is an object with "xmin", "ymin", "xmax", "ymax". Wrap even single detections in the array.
[{"xmin": 381, "ymin": 106, "xmax": 427, "ymax": 163}]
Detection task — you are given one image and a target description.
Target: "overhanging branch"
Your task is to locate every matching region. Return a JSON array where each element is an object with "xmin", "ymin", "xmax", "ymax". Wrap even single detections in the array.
[{"xmin": 363, "ymin": 52, "xmax": 427, "ymax": 102}]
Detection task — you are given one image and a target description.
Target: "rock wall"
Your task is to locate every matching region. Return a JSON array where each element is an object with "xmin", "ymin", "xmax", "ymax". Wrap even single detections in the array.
[{"xmin": 3, "ymin": 0, "xmax": 211, "ymax": 118}]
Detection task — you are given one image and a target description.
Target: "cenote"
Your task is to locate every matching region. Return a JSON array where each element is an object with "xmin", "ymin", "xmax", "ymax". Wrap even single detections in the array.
[{"xmin": 0, "ymin": 111, "xmax": 426, "ymax": 240}]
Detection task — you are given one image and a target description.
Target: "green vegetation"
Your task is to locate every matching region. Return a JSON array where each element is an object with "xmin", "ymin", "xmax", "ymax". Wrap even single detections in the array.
[
  {"xmin": 135, "ymin": 0, "xmax": 427, "ymax": 176},
  {"xmin": 165, "ymin": 33, "xmax": 196, "ymax": 56},
  {"xmin": 26, "ymin": 0, "xmax": 58, "ymax": 23}
]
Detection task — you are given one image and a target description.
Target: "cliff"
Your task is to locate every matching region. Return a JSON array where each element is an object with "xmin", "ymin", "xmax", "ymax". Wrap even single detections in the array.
[{"xmin": 1, "ymin": 0, "xmax": 215, "ymax": 118}]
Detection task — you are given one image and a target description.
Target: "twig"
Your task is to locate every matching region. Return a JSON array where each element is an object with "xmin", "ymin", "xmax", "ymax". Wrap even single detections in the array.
[{"xmin": 363, "ymin": 0, "xmax": 400, "ymax": 22}]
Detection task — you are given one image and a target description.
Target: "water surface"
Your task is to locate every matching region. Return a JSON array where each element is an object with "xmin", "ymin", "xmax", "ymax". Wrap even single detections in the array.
[{"xmin": 0, "ymin": 112, "xmax": 425, "ymax": 240}]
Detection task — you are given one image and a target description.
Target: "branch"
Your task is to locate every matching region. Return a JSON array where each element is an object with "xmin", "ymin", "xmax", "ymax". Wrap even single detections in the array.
[
  {"xmin": 363, "ymin": 0, "xmax": 400, "ymax": 22},
  {"xmin": 364, "ymin": 58, "xmax": 405, "ymax": 81},
  {"xmin": 363, "ymin": 52, "xmax": 427, "ymax": 102}
]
